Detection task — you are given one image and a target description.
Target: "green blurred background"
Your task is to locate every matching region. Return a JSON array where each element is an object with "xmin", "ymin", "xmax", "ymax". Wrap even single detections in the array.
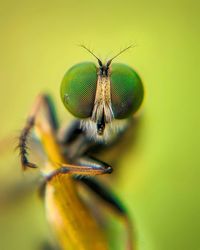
[{"xmin": 0, "ymin": 0, "xmax": 200, "ymax": 249}]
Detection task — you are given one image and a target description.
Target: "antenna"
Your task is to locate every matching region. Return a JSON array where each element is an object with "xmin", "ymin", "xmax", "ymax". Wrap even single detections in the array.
[
  {"xmin": 79, "ymin": 45, "xmax": 103, "ymax": 67},
  {"xmin": 106, "ymin": 45, "xmax": 134, "ymax": 67}
]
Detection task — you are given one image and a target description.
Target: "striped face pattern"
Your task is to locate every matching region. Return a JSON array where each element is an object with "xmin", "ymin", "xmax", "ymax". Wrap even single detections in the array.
[{"xmin": 60, "ymin": 49, "xmax": 144, "ymax": 140}]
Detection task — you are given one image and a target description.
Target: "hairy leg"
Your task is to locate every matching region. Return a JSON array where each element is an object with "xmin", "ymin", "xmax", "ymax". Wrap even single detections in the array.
[{"xmin": 18, "ymin": 94, "xmax": 59, "ymax": 170}]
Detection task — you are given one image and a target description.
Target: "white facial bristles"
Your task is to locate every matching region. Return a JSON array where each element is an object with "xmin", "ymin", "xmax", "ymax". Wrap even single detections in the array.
[{"xmin": 80, "ymin": 118, "xmax": 128, "ymax": 142}]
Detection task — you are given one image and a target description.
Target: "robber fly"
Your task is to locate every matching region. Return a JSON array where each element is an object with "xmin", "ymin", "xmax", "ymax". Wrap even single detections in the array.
[{"xmin": 18, "ymin": 45, "xmax": 144, "ymax": 250}]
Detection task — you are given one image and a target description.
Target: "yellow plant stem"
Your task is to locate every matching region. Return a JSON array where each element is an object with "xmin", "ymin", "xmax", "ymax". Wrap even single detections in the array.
[{"xmin": 39, "ymin": 128, "xmax": 109, "ymax": 250}]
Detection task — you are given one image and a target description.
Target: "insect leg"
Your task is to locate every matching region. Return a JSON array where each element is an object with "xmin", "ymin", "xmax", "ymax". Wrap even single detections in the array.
[
  {"xmin": 57, "ymin": 120, "xmax": 97, "ymax": 160},
  {"xmin": 77, "ymin": 177, "xmax": 134, "ymax": 250},
  {"xmin": 39, "ymin": 156, "xmax": 113, "ymax": 200},
  {"xmin": 58, "ymin": 119, "xmax": 82, "ymax": 144},
  {"xmin": 18, "ymin": 94, "xmax": 59, "ymax": 170},
  {"xmin": 46, "ymin": 157, "xmax": 113, "ymax": 182}
]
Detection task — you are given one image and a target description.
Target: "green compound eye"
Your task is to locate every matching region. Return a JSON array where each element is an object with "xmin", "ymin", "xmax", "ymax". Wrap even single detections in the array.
[
  {"xmin": 110, "ymin": 63, "xmax": 144, "ymax": 119},
  {"xmin": 60, "ymin": 62, "xmax": 97, "ymax": 118}
]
